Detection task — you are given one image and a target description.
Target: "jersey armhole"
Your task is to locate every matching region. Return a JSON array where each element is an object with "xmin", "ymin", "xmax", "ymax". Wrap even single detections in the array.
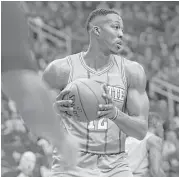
[
  {"xmin": 113, "ymin": 56, "xmax": 129, "ymax": 113},
  {"xmin": 67, "ymin": 56, "xmax": 73, "ymax": 84},
  {"xmin": 113, "ymin": 55, "xmax": 128, "ymax": 89},
  {"xmin": 121, "ymin": 57, "xmax": 129, "ymax": 113},
  {"xmin": 121, "ymin": 57, "xmax": 128, "ymax": 90}
]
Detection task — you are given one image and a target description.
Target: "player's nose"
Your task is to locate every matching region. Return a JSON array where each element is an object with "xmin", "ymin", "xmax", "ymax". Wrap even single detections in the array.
[{"xmin": 117, "ymin": 29, "xmax": 123, "ymax": 39}]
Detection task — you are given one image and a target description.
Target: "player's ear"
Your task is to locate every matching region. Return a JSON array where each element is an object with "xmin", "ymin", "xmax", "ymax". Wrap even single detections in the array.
[{"xmin": 92, "ymin": 26, "xmax": 101, "ymax": 36}]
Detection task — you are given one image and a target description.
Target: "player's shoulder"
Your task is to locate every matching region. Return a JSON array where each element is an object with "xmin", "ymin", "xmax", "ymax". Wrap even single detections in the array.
[
  {"xmin": 147, "ymin": 135, "xmax": 162, "ymax": 150},
  {"xmin": 114, "ymin": 55, "xmax": 145, "ymax": 78},
  {"xmin": 124, "ymin": 59, "xmax": 146, "ymax": 91},
  {"xmin": 42, "ymin": 53, "xmax": 81, "ymax": 89},
  {"xmin": 47, "ymin": 56, "xmax": 69, "ymax": 72},
  {"xmin": 44, "ymin": 52, "xmax": 80, "ymax": 76},
  {"xmin": 124, "ymin": 59, "xmax": 145, "ymax": 80},
  {"xmin": 44, "ymin": 52, "xmax": 81, "ymax": 73},
  {"xmin": 42, "ymin": 56, "xmax": 70, "ymax": 90},
  {"xmin": 43, "ymin": 56, "xmax": 69, "ymax": 79}
]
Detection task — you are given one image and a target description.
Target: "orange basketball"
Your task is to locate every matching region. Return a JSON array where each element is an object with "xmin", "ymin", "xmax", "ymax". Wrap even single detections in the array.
[{"xmin": 63, "ymin": 78, "xmax": 106, "ymax": 122}]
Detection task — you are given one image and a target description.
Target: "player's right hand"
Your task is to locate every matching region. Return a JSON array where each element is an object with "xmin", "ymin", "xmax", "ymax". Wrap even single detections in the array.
[{"xmin": 54, "ymin": 89, "xmax": 73, "ymax": 117}]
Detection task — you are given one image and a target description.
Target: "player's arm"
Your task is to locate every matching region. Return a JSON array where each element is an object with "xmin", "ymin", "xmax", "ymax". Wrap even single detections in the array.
[
  {"xmin": 42, "ymin": 58, "xmax": 70, "ymax": 98},
  {"xmin": 114, "ymin": 62, "xmax": 149, "ymax": 140},
  {"xmin": 98, "ymin": 61, "xmax": 149, "ymax": 140},
  {"xmin": 42, "ymin": 58, "xmax": 73, "ymax": 115},
  {"xmin": 147, "ymin": 135, "xmax": 164, "ymax": 177}
]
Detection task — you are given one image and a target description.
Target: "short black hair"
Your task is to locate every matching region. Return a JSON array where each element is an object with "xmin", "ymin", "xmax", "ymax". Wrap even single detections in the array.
[{"xmin": 85, "ymin": 8, "xmax": 120, "ymax": 32}]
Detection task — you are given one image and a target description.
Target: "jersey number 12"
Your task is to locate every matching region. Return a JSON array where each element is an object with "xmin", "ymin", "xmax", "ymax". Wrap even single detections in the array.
[{"xmin": 88, "ymin": 118, "xmax": 108, "ymax": 131}]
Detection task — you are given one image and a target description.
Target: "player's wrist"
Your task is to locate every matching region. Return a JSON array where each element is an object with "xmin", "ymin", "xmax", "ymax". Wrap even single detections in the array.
[{"xmin": 109, "ymin": 107, "xmax": 119, "ymax": 121}]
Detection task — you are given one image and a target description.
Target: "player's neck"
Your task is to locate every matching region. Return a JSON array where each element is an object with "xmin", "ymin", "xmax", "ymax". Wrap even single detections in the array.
[{"xmin": 83, "ymin": 46, "xmax": 112, "ymax": 71}]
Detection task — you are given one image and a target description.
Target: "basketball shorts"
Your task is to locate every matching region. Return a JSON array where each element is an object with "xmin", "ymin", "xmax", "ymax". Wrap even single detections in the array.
[{"xmin": 50, "ymin": 151, "xmax": 133, "ymax": 177}]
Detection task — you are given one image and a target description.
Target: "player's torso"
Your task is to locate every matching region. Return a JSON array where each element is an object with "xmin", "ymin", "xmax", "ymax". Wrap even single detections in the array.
[{"xmin": 63, "ymin": 52, "xmax": 128, "ymax": 154}]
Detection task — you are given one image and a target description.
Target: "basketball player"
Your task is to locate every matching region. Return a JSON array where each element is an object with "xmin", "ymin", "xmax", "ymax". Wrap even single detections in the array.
[
  {"xmin": 1, "ymin": 1, "xmax": 79, "ymax": 168},
  {"xmin": 43, "ymin": 9, "xmax": 149, "ymax": 177},
  {"xmin": 125, "ymin": 112, "xmax": 165, "ymax": 177}
]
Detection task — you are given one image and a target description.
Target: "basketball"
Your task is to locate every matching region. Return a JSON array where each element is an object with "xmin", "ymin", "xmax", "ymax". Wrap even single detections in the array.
[{"xmin": 62, "ymin": 78, "xmax": 106, "ymax": 122}]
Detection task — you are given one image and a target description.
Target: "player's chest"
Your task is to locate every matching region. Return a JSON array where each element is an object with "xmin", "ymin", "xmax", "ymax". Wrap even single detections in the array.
[{"xmin": 72, "ymin": 73, "xmax": 127, "ymax": 107}]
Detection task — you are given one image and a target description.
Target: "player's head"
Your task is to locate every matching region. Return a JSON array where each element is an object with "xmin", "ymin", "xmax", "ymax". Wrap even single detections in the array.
[
  {"xmin": 148, "ymin": 112, "xmax": 164, "ymax": 138},
  {"xmin": 85, "ymin": 8, "xmax": 123, "ymax": 55}
]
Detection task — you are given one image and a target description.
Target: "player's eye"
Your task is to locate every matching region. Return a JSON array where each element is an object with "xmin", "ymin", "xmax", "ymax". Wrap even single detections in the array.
[{"xmin": 114, "ymin": 25, "xmax": 120, "ymax": 30}]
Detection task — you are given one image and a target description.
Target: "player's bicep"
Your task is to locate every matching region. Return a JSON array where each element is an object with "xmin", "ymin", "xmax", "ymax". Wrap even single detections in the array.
[
  {"xmin": 126, "ymin": 61, "xmax": 149, "ymax": 122},
  {"xmin": 126, "ymin": 88, "xmax": 149, "ymax": 120},
  {"xmin": 42, "ymin": 59, "xmax": 70, "ymax": 91},
  {"xmin": 42, "ymin": 62, "xmax": 59, "ymax": 89}
]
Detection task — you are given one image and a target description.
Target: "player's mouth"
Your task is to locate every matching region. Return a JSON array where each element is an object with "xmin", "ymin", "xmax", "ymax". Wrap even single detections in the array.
[
  {"xmin": 116, "ymin": 41, "xmax": 122, "ymax": 45},
  {"xmin": 116, "ymin": 41, "xmax": 122, "ymax": 49}
]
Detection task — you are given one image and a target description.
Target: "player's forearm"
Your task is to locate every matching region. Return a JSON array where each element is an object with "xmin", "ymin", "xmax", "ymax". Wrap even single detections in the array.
[{"xmin": 112, "ymin": 111, "xmax": 147, "ymax": 140}]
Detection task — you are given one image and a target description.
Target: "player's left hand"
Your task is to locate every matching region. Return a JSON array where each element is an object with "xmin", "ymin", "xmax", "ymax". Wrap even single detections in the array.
[{"xmin": 98, "ymin": 84, "xmax": 118, "ymax": 120}]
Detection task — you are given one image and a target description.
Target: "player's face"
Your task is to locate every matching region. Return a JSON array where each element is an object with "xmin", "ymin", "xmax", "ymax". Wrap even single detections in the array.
[{"xmin": 98, "ymin": 14, "xmax": 124, "ymax": 55}]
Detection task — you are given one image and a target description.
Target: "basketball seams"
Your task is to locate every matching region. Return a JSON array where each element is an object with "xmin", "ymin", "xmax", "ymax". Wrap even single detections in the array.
[
  {"xmin": 74, "ymin": 81, "xmax": 90, "ymax": 152},
  {"xmin": 77, "ymin": 80, "xmax": 101, "ymax": 109},
  {"xmin": 61, "ymin": 83, "xmax": 74, "ymax": 122},
  {"xmin": 77, "ymin": 80, "xmax": 107, "ymax": 153},
  {"xmin": 63, "ymin": 81, "xmax": 73, "ymax": 100},
  {"xmin": 66, "ymin": 79, "xmax": 111, "ymax": 153},
  {"xmin": 74, "ymin": 82, "xmax": 90, "ymax": 122}
]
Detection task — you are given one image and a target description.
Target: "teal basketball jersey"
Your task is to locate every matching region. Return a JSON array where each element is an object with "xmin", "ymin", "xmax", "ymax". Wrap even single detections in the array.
[{"xmin": 62, "ymin": 52, "xmax": 128, "ymax": 154}]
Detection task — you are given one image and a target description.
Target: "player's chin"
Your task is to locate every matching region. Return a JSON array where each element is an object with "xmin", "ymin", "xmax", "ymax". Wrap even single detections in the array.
[{"xmin": 110, "ymin": 47, "xmax": 121, "ymax": 55}]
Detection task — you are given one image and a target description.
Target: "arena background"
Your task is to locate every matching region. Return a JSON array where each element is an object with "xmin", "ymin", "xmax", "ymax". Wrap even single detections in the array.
[{"xmin": 1, "ymin": 1, "xmax": 179, "ymax": 177}]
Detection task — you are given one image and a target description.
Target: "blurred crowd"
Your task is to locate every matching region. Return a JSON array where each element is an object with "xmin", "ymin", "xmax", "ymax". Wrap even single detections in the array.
[
  {"xmin": 23, "ymin": 1, "xmax": 179, "ymax": 85},
  {"xmin": 1, "ymin": 2, "xmax": 179, "ymax": 177}
]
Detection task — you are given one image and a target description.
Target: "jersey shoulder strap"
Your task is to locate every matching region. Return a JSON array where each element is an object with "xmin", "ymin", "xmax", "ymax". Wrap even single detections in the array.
[
  {"xmin": 113, "ymin": 55, "xmax": 128, "ymax": 89},
  {"xmin": 67, "ymin": 52, "xmax": 81, "ymax": 83}
]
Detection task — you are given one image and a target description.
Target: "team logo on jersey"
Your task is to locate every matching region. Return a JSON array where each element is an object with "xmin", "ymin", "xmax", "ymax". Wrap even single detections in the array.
[{"xmin": 107, "ymin": 85, "xmax": 125, "ymax": 102}]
